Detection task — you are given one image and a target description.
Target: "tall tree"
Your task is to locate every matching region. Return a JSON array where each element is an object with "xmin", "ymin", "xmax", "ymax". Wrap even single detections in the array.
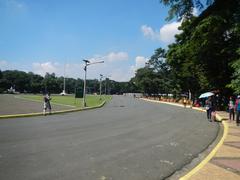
[
  {"xmin": 162, "ymin": 0, "xmax": 240, "ymax": 96},
  {"xmin": 228, "ymin": 49, "xmax": 240, "ymax": 94}
]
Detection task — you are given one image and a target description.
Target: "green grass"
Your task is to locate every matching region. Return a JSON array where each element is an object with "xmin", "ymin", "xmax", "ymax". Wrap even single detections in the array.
[{"xmin": 20, "ymin": 94, "xmax": 111, "ymax": 108}]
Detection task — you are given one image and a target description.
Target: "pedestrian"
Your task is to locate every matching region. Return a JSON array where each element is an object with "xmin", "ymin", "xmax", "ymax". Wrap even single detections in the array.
[
  {"xmin": 183, "ymin": 97, "xmax": 187, "ymax": 108},
  {"xmin": 205, "ymin": 97, "xmax": 213, "ymax": 121},
  {"xmin": 228, "ymin": 96, "xmax": 235, "ymax": 122},
  {"xmin": 43, "ymin": 93, "xmax": 52, "ymax": 115},
  {"xmin": 235, "ymin": 95, "xmax": 240, "ymax": 126}
]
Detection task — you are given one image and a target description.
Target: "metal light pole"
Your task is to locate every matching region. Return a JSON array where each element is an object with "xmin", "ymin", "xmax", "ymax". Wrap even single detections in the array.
[
  {"xmin": 100, "ymin": 74, "xmax": 103, "ymax": 100},
  {"xmin": 104, "ymin": 75, "xmax": 111, "ymax": 95},
  {"xmin": 83, "ymin": 60, "xmax": 89, "ymax": 107},
  {"xmin": 105, "ymin": 78, "xmax": 107, "ymax": 95},
  {"xmin": 63, "ymin": 63, "xmax": 66, "ymax": 95},
  {"xmin": 82, "ymin": 59, "xmax": 104, "ymax": 107}
]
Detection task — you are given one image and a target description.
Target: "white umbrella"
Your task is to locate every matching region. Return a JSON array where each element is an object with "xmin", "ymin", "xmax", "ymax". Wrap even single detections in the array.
[{"xmin": 199, "ymin": 92, "xmax": 214, "ymax": 98}]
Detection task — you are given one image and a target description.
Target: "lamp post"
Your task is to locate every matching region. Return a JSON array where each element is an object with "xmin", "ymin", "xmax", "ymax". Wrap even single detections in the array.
[
  {"xmin": 82, "ymin": 59, "xmax": 104, "ymax": 107},
  {"xmin": 99, "ymin": 74, "xmax": 103, "ymax": 100},
  {"xmin": 104, "ymin": 75, "xmax": 111, "ymax": 95},
  {"xmin": 99, "ymin": 74, "xmax": 111, "ymax": 95}
]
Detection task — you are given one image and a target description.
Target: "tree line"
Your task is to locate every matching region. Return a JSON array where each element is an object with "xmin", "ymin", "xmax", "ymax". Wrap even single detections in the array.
[
  {"xmin": 131, "ymin": 0, "xmax": 240, "ymax": 98},
  {"xmin": 0, "ymin": 70, "xmax": 137, "ymax": 95}
]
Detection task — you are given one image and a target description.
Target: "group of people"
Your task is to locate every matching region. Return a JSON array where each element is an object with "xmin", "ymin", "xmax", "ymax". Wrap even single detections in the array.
[
  {"xmin": 228, "ymin": 96, "xmax": 240, "ymax": 126},
  {"xmin": 205, "ymin": 95, "xmax": 240, "ymax": 126}
]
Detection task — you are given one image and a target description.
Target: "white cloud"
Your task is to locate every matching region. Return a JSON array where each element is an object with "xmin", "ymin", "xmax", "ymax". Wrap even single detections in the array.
[
  {"xmin": 65, "ymin": 63, "xmax": 83, "ymax": 78},
  {"xmin": 141, "ymin": 22, "xmax": 182, "ymax": 44},
  {"xmin": 106, "ymin": 52, "xmax": 129, "ymax": 62},
  {"xmin": 141, "ymin": 25, "xmax": 159, "ymax": 41},
  {"xmin": 159, "ymin": 21, "xmax": 182, "ymax": 44},
  {"xmin": 0, "ymin": 60, "xmax": 13, "ymax": 70},
  {"xmin": 130, "ymin": 56, "xmax": 148, "ymax": 77},
  {"xmin": 88, "ymin": 52, "xmax": 129, "ymax": 63},
  {"xmin": 0, "ymin": 60, "xmax": 30, "ymax": 71},
  {"xmin": 82, "ymin": 54, "xmax": 146, "ymax": 82},
  {"xmin": 32, "ymin": 62, "xmax": 60, "ymax": 76},
  {"xmin": 110, "ymin": 69, "xmax": 132, "ymax": 82},
  {"xmin": 0, "ymin": 60, "xmax": 8, "ymax": 67},
  {"xmin": 2, "ymin": 53, "xmax": 143, "ymax": 82},
  {"xmin": 134, "ymin": 56, "xmax": 147, "ymax": 70}
]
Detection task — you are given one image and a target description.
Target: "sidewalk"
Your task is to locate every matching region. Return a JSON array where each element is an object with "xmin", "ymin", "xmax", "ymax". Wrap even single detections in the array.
[{"xmin": 188, "ymin": 112, "xmax": 240, "ymax": 179}]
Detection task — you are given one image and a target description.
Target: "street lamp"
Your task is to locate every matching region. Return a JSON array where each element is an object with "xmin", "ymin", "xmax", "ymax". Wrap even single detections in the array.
[
  {"xmin": 99, "ymin": 74, "xmax": 103, "ymax": 100},
  {"xmin": 104, "ymin": 75, "xmax": 111, "ymax": 95},
  {"xmin": 98, "ymin": 74, "xmax": 111, "ymax": 95},
  {"xmin": 82, "ymin": 59, "xmax": 104, "ymax": 107}
]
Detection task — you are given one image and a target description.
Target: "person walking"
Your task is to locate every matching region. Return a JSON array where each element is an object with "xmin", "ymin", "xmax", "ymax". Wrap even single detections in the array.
[
  {"xmin": 235, "ymin": 95, "xmax": 240, "ymax": 126},
  {"xmin": 205, "ymin": 97, "xmax": 213, "ymax": 121},
  {"xmin": 228, "ymin": 96, "xmax": 235, "ymax": 122},
  {"xmin": 43, "ymin": 93, "xmax": 52, "ymax": 115},
  {"xmin": 183, "ymin": 97, "xmax": 187, "ymax": 108}
]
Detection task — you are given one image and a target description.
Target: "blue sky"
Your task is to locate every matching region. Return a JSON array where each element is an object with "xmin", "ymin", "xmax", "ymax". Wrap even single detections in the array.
[{"xmin": 0, "ymin": 0, "xmax": 184, "ymax": 81}]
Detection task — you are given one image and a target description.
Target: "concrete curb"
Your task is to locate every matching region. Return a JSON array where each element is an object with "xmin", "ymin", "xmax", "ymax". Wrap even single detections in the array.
[
  {"xmin": 140, "ymin": 98, "xmax": 228, "ymax": 179},
  {"xmin": 0, "ymin": 101, "xmax": 106, "ymax": 119},
  {"xmin": 140, "ymin": 98, "xmax": 223, "ymax": 122},
  {"xmin": 179, "ymin": 121, "xmax": 228, "ymax": 180}
]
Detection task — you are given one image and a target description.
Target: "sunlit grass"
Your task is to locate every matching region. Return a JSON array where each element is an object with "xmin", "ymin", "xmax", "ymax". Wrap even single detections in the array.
[{"xmin": 20, "ymin": 94, "xmax": 111, "ymax": 108}]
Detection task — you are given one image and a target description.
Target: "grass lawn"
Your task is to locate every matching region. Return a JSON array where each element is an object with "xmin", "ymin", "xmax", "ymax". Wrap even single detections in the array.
[{"xmin": 20, "ymin": 94, "xmax": 111, "ymax": 108}]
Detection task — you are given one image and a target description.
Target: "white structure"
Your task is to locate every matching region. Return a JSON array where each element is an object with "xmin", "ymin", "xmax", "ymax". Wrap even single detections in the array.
[
  {"xmin": 8, "ymin": 86, "xmax": 16, "ymax": 94},
  {"xmin": 60, "ymin": 64, "xmax": 67, "ymax": 96}
]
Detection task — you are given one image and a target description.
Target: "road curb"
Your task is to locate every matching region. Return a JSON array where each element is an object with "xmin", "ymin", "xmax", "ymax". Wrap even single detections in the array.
[
  {"xmin": 179, "ymin": 121, "xmax": 228, "ymax": 180},
  {"xmin": 140, "ymin": 98, "xmax": 228, "ymax": 179},
  {"xmin": 0, "ymin": 101, "xmax": 106, "ymax": 119},
  {"xmin": 140, "ymin": 98, "xmax": 224, "ymax": 122}
]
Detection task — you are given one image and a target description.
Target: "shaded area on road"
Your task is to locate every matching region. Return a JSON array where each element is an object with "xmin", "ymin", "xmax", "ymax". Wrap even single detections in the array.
[
  {"xmin": 0, "ymin": 94, "xmax": 74, "ymax": 115},
  {"xmin": 0, "ymin": 95, "xmax": 219, "ymax": 180}
]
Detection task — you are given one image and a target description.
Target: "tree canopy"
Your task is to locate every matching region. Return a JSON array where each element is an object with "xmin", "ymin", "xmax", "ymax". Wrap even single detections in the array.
[{"xmin": 132, "ymin": 0, "xmax": 240, "ymax": 97}]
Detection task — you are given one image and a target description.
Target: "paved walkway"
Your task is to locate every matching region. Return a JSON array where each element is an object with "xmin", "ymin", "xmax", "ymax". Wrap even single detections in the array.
[{"xmin": 189, "ymin": 112, "xmax": 240, "ymax": 179}]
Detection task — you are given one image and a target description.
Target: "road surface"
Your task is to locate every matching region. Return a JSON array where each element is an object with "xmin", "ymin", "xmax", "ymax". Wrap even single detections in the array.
[
  {"xmin": 0, "ymin": 94, "xmax": 73, "ymax": 115},
  {"xmin": 0, "ymin": 96, "xmax": 219, "ymax": 180}
]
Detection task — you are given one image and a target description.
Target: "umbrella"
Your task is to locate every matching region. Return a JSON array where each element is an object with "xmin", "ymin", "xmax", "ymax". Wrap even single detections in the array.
[{"xmin": 199, "ymin": 92, "xmax": 214, "ymax": 98}]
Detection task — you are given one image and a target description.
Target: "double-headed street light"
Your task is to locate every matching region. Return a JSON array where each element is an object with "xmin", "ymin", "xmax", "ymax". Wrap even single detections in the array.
[{"xmin": 82, "ymin": 59, "xmax": 104, "ymax": 107}]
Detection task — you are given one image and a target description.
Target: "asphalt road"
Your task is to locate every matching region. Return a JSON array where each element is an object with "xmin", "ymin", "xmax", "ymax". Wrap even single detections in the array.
[{"xmin": 0, "ymin": 96, "xmax": 219, "ymax": 180}]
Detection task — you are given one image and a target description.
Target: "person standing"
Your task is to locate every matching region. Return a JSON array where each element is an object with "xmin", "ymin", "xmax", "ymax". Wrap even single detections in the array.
[
  {"xmin": 235, "ymin": 96, "xmax": 240, "ymax": 126},
  {"xmin": 228, "ymin": 96, "xmax": 235, "ymax": 122},
  {"xmin": 183, "ymin": 97, "xmax": 187, "ymax": 108},
  {"xmin": 43, "ymin": 93, "xmax": 52, "ymax": 115},
  {"xmin": 205, "ymin": 97, "xmax": 213, "ymax": 121}
]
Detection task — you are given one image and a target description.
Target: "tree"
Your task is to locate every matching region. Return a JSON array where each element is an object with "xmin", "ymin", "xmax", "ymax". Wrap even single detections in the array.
[
  {"xmin": 161, "ymin": 0, "xmax": 240, "ymax": 96},
  {"xmin": 28, "ymin": 72, "xmax": 43, "ymax": 93},
  {"xmin": 228, "ymin": 49, "xmax": 240, "ymax": 94},
  {"xmin": 42, "ymin": 73, "xmax": 60, "ymax": 94}
]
